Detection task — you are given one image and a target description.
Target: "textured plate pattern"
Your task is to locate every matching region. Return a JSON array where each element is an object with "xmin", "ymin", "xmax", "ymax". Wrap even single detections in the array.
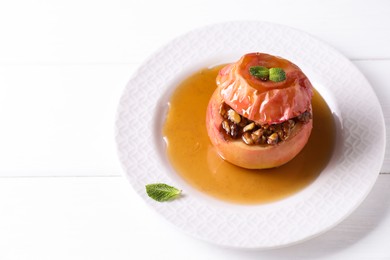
[{"xmin": 115, "ymin": 21, "xmax": 386, "ymax": 249}]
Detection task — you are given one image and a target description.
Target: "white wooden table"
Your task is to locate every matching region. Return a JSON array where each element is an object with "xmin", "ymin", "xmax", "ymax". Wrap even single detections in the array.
[{"xmin": 0, "ymin": 1, "xmax": 389, "ymax": 259}]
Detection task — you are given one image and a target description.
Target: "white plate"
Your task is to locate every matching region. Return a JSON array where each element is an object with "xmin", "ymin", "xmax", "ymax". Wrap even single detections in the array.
[{"xmin": 115, "ymin": 21, "xmax": 386, "ymax": 249}]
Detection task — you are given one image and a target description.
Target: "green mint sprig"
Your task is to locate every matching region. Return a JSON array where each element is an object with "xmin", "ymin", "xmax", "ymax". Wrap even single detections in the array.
[
  {"xmin": 145, "ymin": 183, "xmax": 181, "ymax": 202},
  {"xmin": 249, "ymin": 66, "xmax": 269, "ymax": 80},
  {"xmin": 269, "ymin": 68, "xmax": 286, "ymax": 82},
  {"xmin": 249, "ymin": 66, "xmax": 286, "ymax": 82}
]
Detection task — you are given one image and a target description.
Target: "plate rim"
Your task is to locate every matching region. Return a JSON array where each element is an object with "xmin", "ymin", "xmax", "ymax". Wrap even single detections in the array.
[{"xmin": 115, "ymin": 20, "xmax": 386, "ymax": 249}]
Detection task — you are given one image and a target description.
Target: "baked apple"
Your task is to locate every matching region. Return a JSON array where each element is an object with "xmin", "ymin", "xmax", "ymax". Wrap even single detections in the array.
[{"xmin": 206, "ymin": 53, "xmax": 314, "ymax": 169}]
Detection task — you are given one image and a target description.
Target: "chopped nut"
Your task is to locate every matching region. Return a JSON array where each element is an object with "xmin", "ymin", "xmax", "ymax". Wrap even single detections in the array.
[
  {"xmin": 243, "ymin": 122, "xmax": 255, "ymax": 132},
  {"xmin": 242, "ymin": 132, "xmax": 254, "ymax": 145},
  {"xmin": 219, "ymin": 103, "xmax": 229, "ymax": 119},
  {"xmin": 267, "ymin": 133, "xmax": 279, "ymax": 145},
  {"xmin": 251, "ymin": 128, "xmax": 263, "ymax": 137},
  {"xmin": 281, "ymin": 128, "xmax": 289, "ymax": 140},
  {"xmin": 230, "ymin": 124, "xmax": 239, "ymax": 138},
  {"xmin": 288, "ymin": 119, "xmax": 295, "ymax": 128},
  {"xmin": 251, "ymin": 129, "xmax": 264, "ymax": 144},
  {"xmin": 221, "ymin": 120, "xmax": 230, "ymax": 135},
  {"xmin": 283, "ymin": 120, "xmax": 296, "ymax": 139},
  {"xmin": 252, "ymin": 136, "xmax": 260, "ymax": 144},
  {"xmin": 227, "ymin": 109, "xmax": 241, "ymax": 124},
  {"xmin": 277, "ymin": 129, "xmax": 285, "ymax": 140},
  {"xmin": 219, "ymin": 102, "xmax": 305, "ymax": 146},
  {"xmin": 262, "ymin": 124, "xmax": 269, "ymax": 130}
]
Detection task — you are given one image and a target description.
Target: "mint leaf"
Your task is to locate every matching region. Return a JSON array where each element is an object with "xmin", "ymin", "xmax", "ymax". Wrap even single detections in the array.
[
  {"xmin": 249, "ymin": 66, "xmax": 269, "ymax": 80},
  {"xmin": 269, "ymin": 68, "xmax": 286, "ymax": 82},
  {"xmin": 145, "ymin": 183, "xmax": 181, "ymax": 202}
]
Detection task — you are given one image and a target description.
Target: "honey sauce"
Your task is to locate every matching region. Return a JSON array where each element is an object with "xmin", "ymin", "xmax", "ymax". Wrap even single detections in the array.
[{"xmin": 163, "ymin": 65, "xmax": 335, "ymax": 204}]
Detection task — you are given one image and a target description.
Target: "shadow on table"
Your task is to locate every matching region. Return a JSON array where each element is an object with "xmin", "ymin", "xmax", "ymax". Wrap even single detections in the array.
[{"xmin": 219, "ymin": 175, "xmax": 390, "ymax": 258}]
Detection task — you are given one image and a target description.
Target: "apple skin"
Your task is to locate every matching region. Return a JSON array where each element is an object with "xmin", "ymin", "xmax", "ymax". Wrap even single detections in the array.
[
  {"xmin": 206, "ymin": 88, "xmax": 313, "ymax": 169},
  {"xmin": 217, "ymin": 53, "xmax": 313, "ymax": 125}
]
